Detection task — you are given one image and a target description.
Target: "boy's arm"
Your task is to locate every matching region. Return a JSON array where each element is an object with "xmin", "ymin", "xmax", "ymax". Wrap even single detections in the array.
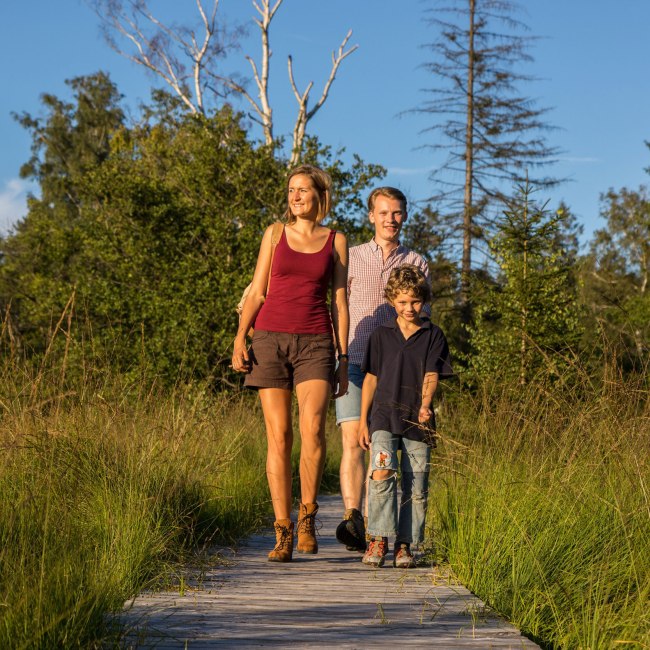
[
  {"xmin": 419, "ymin": 372, "xmax": 439, "ymax": 424},
  {"xmin": 358, "ymin": 372, "xmax": 378, "ymax": 450}
]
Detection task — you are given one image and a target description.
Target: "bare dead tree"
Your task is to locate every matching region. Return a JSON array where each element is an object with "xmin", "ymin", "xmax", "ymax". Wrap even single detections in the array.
[
  {"xmin": 287, "ymin": 29, "xmax": 357, "ymax": 166},
  {"xmin": 413, "ymin": 0, "xmax": 562, "ymax": 311},
  {"xmin": 218, "ymin": 0, "xmax": 280, "ymax": 146},
  {"xmin": 89, "ymin": 0, "xmax": 357, "ymax": 163},
  {"xmin": 90, "ymin": 0, "xmax": 237, "ymax": 115}
]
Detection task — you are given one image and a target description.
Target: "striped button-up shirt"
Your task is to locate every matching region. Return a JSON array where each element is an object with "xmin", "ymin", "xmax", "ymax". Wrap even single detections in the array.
[{"xmin": 347, "ymin": 240, "xmax": 429, "ymax": 366}]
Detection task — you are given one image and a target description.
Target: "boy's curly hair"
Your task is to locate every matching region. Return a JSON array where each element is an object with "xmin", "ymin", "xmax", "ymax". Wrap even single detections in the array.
[{"xmin": 384, "ymin": 264, "xmax": 431, "ymax": 304}]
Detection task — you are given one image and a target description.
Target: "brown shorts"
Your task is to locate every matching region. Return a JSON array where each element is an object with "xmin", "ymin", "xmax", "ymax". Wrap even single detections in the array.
[{"xmin": 244, "ymin": 330, "xmax": 335, "ymax": 390}]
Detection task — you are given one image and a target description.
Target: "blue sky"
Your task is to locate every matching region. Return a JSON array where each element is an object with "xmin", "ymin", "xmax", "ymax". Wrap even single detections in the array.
[{"xmin": 1, "ymin": 0, "xmax": 649, "ymax": 245}]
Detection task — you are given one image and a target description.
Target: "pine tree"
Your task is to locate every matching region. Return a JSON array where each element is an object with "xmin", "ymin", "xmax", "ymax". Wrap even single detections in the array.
[
  {"xmin": 416, "ymin": 0, "xmax": 561, "ymax": 309},
  {"xmin": 470, "ymin": 182, "xmax": 582, "ymax": 384}
]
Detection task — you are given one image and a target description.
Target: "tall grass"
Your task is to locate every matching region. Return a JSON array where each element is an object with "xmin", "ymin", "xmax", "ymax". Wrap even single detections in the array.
[
  {"xmin": 7, "ymin": 312, "xmax": 647, "ymax": 649},
  {"xmin": 431, "ymin": 365, "xmax": 650, "ymax": 648},
  {"xmin": 0, "ymin": 349, "xmax": 341, "ymax": 648}
]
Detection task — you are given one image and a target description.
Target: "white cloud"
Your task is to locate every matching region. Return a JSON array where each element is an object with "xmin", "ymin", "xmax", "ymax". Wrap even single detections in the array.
[
  {"xmin": 386, "ymin": 166, "xmax": 436, "ymax": 176},
  {"xmin": 0, "ymin": 178, "xmax": 32, "ymax": 235},
  {"xmin": 557, "ymin": 156, "xmax": 601, "ymax": 164}
]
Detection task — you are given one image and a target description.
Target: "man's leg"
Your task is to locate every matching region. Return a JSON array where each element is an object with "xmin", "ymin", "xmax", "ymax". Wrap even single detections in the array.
[
  {"xmin": 340, "ymin": 419, "xmax": 365, "ymax": 510},
  {"xmin": 335, "ymin": 363, "xmax": 367, "ymax": 550}
]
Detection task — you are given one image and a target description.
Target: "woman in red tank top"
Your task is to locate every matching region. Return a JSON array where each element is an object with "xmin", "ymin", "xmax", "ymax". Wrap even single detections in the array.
[{"xmin": 232, "ymin": 165, "xmax": 349, "ymax": 563}]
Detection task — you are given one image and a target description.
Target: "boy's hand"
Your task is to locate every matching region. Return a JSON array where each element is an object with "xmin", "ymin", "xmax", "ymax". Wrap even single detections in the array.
[
  {"xmin": 418, "ymin": 406, "xmax": 433, "ymax": 424},
  {"xmin": 358, "ymin": 422, "xmax": 371, "ymax": 450}
]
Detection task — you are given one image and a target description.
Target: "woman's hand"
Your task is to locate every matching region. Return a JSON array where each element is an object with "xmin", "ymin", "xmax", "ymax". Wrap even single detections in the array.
[
  {"xmin": 232, "ymin": 336, "xmax": 251, "ymax": 373},
  {"xmin": 332, "ymin": 358, "xmax": 349, "ymax": 399}
]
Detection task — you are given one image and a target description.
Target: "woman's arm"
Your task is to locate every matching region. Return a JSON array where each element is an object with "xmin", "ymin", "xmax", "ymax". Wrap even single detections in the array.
[
  {"xmin": 331, "ymin": 231, "xmax": 349, "ymax": 398},
  {"xmin": 358, "ymin": 372, "xmax": 378, "ymax": 450},
  {"xmin": 231, "ymin": 225, "xmax": 276, "ymax": 373}
]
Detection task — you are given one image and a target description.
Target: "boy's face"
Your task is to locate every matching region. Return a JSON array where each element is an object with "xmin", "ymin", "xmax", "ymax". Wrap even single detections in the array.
[
  {"xmin": 390, "ymin": 290, "xmax": 424, "ymax": 323},
  {"xmin": 369, "ymin": 195, "xmax": 407, "ymax": 243}
]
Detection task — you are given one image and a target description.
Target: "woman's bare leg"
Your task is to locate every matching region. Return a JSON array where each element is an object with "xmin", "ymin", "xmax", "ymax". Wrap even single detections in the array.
[
  {"xmin": 259, "ymin": 388, "xmax": 293, "ymax": 520},
  {"xmin": 295, "ymin": 379, "xmax": 330, "ymax": 503}
]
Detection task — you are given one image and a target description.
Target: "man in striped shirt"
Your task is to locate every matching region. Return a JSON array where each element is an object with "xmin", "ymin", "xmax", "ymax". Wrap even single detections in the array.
[{"xmin": 335, "ymin": 187, "xmax": 430, "ymax": 552}]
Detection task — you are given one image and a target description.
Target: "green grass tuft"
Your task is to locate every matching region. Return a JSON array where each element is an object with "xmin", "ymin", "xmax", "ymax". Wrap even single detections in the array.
[{"xmin": 430, "ymin": 368, "xmax": 650, "ymax": 648}]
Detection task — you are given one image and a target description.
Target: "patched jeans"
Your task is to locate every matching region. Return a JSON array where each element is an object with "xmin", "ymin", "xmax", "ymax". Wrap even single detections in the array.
[{"xmin": 367, "ymin": 430, "xmax": 431, "ymax": 544}]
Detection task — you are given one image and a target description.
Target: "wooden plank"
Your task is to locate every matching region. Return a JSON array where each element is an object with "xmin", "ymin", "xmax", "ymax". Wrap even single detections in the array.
[{"xmin": 120, "ymin": 494, "xmax": 539, "ymax": 649}]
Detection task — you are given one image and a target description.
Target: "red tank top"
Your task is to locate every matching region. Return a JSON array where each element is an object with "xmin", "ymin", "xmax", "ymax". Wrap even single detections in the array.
[{"xmin": 255, "ymin": 227, "xmax": 336, "ymax": 334}]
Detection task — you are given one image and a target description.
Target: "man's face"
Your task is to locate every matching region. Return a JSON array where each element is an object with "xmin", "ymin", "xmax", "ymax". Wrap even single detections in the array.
[{"xmin": 369, "ymin": 195, "xmax": 407, "ymax": 243}]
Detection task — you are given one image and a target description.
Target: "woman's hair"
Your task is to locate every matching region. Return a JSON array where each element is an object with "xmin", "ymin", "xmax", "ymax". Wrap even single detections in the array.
[
  {"xmin": 367, "ymin": 186, "xmax": 407, "ymax": 212},
  {"xmin": 384, "ymin": 264, "xmax": 431, "ymax": 304},
  {"xmin": 284, "ymin": 164, "xmax": 332, "ymax": 224}
]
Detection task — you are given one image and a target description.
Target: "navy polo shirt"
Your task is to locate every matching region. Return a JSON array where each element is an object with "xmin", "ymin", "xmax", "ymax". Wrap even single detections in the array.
[{"xmin": 361, "ymin": 318, "xmax": 454, "ymax": 443}]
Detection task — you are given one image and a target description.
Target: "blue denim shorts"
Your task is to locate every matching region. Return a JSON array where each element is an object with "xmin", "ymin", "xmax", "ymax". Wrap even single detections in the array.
[{"xmin": 334, "ymin": 363, "xmax": 365, "ymax": 424}]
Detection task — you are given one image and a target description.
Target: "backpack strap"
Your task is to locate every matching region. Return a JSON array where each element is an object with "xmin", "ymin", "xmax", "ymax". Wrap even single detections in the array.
[{"xmin": 266, "ymin": 221, "xmax": 284, "ymax": 296}]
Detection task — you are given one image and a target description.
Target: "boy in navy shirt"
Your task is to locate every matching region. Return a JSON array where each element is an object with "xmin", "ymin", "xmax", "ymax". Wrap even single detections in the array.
[{"xmin": 359, "ymin": 265, "xmax": 453, "ymax": 567}]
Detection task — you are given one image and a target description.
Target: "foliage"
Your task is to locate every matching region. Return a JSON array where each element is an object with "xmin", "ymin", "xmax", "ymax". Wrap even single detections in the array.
[
  {"xmin": 400, "ymin": 204, "xmax": 465, "ymax": 349},
  {"xmin": 2, "ymin": 73, "xmax": 126, "ymax": 355},
  {"xmin": 0, "ymin": 75, "xmax": 384, "ymax": 384},
  {"xmin": 2, "ymin": 78, "xmax": 287, "ymax": 382},
  {"xmin": 0, "ymin": 367, "xmax": 264, "ymax": 647},
  {"xmin": 580, "ymin": 186, "xmax": 650, "ymax": 367},
  {"xmin": 469, "ymin": 182, "xmax": 582, "ymax": 384},
  {"xmin": 299, "ymin": 135, "xmax": 386, "ymax": 244}
]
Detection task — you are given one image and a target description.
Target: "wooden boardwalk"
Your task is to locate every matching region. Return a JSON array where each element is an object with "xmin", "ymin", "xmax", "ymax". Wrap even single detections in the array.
[{"xmin": 120, "ymin": 495, "xmax": 539, "ymax": 648}]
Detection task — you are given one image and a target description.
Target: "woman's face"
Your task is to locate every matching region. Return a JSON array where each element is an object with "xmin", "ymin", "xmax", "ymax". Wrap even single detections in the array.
[{"xmin": 288, "ymin": 174, "xmax": 320, "ymax": 220}]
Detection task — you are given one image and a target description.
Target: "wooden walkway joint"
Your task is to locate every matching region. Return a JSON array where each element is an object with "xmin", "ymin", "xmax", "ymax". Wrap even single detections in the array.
[{"xmin": 121, "ymin": 495, "xmax": 539, "ymax": 648}]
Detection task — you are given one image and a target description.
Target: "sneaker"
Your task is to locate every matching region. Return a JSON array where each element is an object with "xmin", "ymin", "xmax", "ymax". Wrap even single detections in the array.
[
  {"xmin": 335, "ymin": 508, "xmax": 366, "ymax": 552},
  {"xmin": 362, "ymin": 537, "xmax": 387, "ymax": 567},
  {"xmin": 393, "ymin": 543, "xmax": 416, "ymax": 569}
]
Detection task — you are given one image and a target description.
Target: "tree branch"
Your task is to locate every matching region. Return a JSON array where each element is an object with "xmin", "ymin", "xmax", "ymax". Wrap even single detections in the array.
[
  {"xmin": 288, "ymin": 29, "xmax": 358, "ymax": 166},
  {"xmin": 248, "ymin": 0, "xmax": 283, "ymax": 145},
  {"xmin": 89, "ymin": 0, "xmax": 233, "ymax": 116}
]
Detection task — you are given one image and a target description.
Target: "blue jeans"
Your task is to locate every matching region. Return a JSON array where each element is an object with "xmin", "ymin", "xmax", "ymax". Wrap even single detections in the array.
[{"xmin": 367, "ymin": 430, "xmax": 431, "ymax": 544}]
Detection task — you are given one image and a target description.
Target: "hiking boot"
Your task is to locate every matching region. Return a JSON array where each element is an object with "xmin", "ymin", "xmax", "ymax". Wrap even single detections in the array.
[
  {"xmin": 268, "ymin": 519, "xmax": 294, "ymax": 562},
  {"xmin": 362, "ymin": 536, "xmax": 387, "ymax": 567},
  {"xmin": 296, "ymin": 502, "xmax": 319, "ymax": 554},
  {"xmin": 335, "ymin": 508, "xmax": 366, "ymax": 552},
  {"xmin": 393, "ymin": 543, "xmax": 417, "ymax": 569}
]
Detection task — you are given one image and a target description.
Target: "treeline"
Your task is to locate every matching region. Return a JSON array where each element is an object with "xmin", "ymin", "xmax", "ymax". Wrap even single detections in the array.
[
  {"xmin": 1, "ymin": 71, "xmax": 649, "ymax": 387},
  {"xmin": 0, "ymin": 73, "xmax": 381, "ymax": 384}
]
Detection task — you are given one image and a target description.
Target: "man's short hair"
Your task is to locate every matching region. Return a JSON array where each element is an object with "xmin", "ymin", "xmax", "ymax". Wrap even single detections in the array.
[
  {"xmin": 384, "ymin": 264, "xmax": 431, "ymax": 304},
  {"xmin": 367, "ymin": 186, "xmax": 407, "ymax": 212}
]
